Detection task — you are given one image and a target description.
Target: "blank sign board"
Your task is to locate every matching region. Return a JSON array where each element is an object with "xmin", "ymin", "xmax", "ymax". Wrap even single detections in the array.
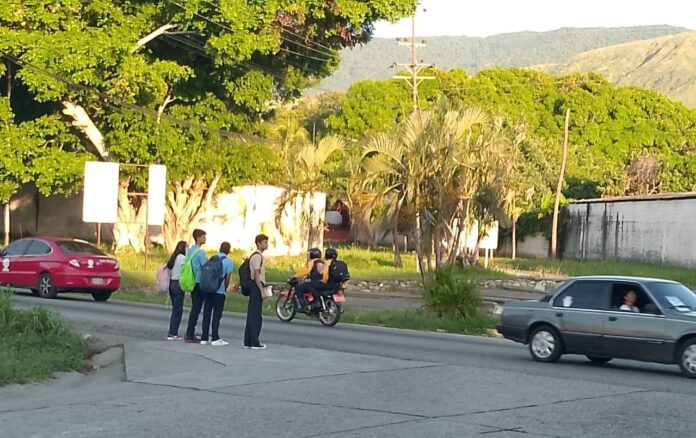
[
  {"xmin": 147, "ymin": 165, "xmax": 167, "ymax": 226},
  {"xmin": 83, "ymin": 162, "xmax": 120, "ymax": 223}
]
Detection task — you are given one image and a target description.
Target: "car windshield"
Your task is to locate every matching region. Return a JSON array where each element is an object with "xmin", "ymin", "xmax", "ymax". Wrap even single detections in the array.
[
  {"xmin": 57, "ymin": 241, "xmax": 106, "ymax": 256},
  {"xmin": 647, "ymin": 282, "xmax": 696, "ymax": 312}
]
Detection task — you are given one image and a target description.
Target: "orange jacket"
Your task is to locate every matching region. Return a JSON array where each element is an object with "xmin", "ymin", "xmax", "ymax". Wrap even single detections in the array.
[{"xmin": 293, "ymin": 259, "xmax": 321, "ymax": 280}]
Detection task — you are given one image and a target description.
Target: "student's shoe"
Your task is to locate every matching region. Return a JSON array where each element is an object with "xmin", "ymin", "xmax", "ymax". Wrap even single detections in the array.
[
  {"xmin": 243, "ymin": 344, "xmax": 251, "ymax": 349},
  {"xmin": 250, "ymin": 344, "xmax": 267, "ymax": 350},
  {"xmin": 211, "ymin": 339, "xmax": 229, "ymax": 346},
  {"xmin": 200, "ymin": 340, "xmax": 211, "ymax": 345},
  {"xmin": 167, "ymin": 335, "xmax": 181, "ymax": 341},
  {"xmin": 185, "ymin": 336, "xmax": 201, "ymax": 344}
]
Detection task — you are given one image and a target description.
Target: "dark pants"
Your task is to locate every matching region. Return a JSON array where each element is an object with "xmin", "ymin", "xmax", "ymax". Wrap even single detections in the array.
[
  {"xmin": 201, "ymin": 293, "xmax": 226, "ymax": 341},
  {"xmin": 168, "ymin": 280, "xmax": 185, "ymax": 336},
  {"xmin": 185, "ymin": 285, "xmax": 205, "ymax": 339},
  {"xmin": 244, "ymin": 284, "xmax": 263, "ymax": 347}
]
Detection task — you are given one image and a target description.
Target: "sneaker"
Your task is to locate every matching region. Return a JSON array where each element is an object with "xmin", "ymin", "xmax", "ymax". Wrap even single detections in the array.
[
  {"xmin": 167, "ymin": 335, "xmax": 181, "ymax": 341},
  {"xmin": 185, "ymin": 336, "xmax": 201, "ymax": 344},
  {"xmin": 200, "ymin": 340, "xmax": 211, "ymax": 345},
  {"xmin": 211, "ymin": 339, "xmax": 229, "ymax": 346},
  {"xmin": 250, "ymin": 344, "xmax": 267, "ymax": 350},
  {"xmin": 243, "ymin": 344, "xmax": 251, "ymax": 349}
]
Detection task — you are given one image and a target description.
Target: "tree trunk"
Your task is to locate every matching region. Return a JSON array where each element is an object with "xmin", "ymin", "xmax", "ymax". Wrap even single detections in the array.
[
  {"xmin": 112, "ymin": 179, "xmax": 147, "ymax": 253},
  {"xmin": 61, "ymin": 101, "xmax": 109, "ymax": 159},
  {"xmin": 511, "ymin": 216, "xmax": 517, "ymax": 260},
  {"xmin": 163, "ymin": 175, "xmax": 220, "ymax": 251},
  {"xmin": 391, "ymin": 228, "xmax": 403, "ymax": 268}
]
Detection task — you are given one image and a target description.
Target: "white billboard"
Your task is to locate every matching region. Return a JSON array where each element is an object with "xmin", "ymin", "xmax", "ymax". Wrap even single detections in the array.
[
  {"xmin": 147, "ymin": 165, "xmax": 167, "ymax": 226},
  {"xmin": 83, "ymin": 162, "xmax": 120, "ymax": 223}
]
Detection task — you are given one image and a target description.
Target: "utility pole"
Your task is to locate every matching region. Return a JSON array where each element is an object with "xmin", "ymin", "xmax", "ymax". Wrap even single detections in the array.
[
  {"xmin": 551, "ymin": 108, "xmax": 571, "ymax": 259},
  {"xmin": 392, "ymin": 11, "xmax": 435, "ymax": 112},
  {"xmin": 4, "ymin": 62, "xmax": 11, "ymax": 247}
]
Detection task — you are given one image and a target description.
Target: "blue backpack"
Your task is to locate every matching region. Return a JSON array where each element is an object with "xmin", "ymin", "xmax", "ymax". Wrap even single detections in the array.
[{"xmin": 199, "ymin": 255, "xmax": 225, "ymax": 294}]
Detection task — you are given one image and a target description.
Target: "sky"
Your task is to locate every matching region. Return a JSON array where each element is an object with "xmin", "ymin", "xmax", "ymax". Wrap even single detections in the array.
[{"xmin": 374, "ymin": 0, "xmax": 696, "ymax": 38}]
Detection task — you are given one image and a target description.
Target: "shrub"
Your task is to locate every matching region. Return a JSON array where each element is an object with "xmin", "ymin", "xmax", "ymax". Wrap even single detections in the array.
[
  {"xmin": 0, "ymin": 292, "xmax": 86, "ymax": 385},
  {"xmin": 425, "ymin": 267, "xmax": 484, "ymax": 318}
]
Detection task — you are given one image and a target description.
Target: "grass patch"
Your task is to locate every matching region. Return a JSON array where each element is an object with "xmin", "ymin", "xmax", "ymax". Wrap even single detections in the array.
[
  {"xmin": 112, "ymin": 290, "xmax": 498, "ymax": 335},
  {"xmin": 494, "ymin": 258, "xmax": 696, "ymax": 288},
  {"xmin": 118, "ymin": 245, "xmax": 421, "ymax": 292},
  {"xmin": 0, "ymin": 293, "xmax": 86, "ymax": 386}
]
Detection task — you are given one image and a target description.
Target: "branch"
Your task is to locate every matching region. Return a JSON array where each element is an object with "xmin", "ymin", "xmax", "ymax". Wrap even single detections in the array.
[
  {"xmin": 132, "ymin": 24, "xmax": 177, "ymax": 53},
  {"xmin": 61, "ymin": 100, "xmax": 109, "ymax": 159},
  {"xmin": 157, "ymin": 92, "xmax": 176, "ymax": 124}
]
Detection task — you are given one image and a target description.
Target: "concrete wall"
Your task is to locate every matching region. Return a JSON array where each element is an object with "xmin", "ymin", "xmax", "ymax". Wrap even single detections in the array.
[
  {"xmin": 2, "ymin": 185, "xmax": 324, "ymax": 256},
  {"xmin": 564, "ymin": 198, "xmax": 696, "ymax": 267},
  {"xmin": 498, "ymin": 233, "xmax": 550, "ymax": 258}
]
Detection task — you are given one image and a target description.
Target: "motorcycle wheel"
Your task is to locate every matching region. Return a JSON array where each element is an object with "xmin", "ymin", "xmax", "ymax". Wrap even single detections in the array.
[
  {"xmin": 318, "ymin": 299, "xmax": 341, "ymax": 327},
  {"xmin": 275, "ymin": 295, "xmax": 297, "ymax": 323}
]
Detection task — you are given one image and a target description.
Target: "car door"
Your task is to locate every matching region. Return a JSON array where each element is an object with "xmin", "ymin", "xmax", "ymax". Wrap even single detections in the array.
[
  {"xmin": 603, "ymin": 282, "xmax": 668, "ymax": 362},
  {"xmin": 0, "ymin": 240, "xmax": 32, "ymax": 286},
  {"xmin": 552, "ymin": 280, "xmax": 611, "ymax": 355},
  {"xmin": 23, "ymin": 239, "xmax": 54, "ymax": 288}
]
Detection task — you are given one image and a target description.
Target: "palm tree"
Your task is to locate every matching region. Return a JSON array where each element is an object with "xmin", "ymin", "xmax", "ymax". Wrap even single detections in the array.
[{"xmin": 276, "ymin": 135, "xmax": 346, "ymax": 251}]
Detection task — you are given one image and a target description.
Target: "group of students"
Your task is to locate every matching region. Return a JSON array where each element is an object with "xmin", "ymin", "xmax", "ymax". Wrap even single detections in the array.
[{"xmin": 164, "ymin": 229, "xmax": 269, "ymax": 349}]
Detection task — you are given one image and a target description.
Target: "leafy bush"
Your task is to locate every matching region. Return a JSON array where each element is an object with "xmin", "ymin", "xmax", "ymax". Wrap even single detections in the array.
[
  {"xmin": 0, "ymin": 292, "xmax": 86, "ymax": 386},
  {"xmin": 425, "ymin": 267, "xmax": 484, "ymax": 318}
]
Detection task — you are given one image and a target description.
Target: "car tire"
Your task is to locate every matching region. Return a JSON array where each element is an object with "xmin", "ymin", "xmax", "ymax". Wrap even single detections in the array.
[
  {"xmin": 678, "ymin": 339, "xmax": 696, "ymax": 379},
  {"xmin": 586, "ymin": 356, "xmax": 612, "ymax": 365},
  {"xmin": 91, "ymin": 291, "xmax": 113, "ymax": 302},
  {"xmin": 37, "ymin": 273, "xmax": 58, "ymax": 299},
  {"xmin": 529, "ymin": 325, "xmax": 563, "ymax": 363}
]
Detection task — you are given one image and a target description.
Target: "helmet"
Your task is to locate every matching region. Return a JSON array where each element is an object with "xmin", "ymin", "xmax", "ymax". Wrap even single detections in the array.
[
  {"xmin": 325, "ymin": 248, "xmax": 338, "ymax": 260},
  {"xmin": 308, "ymin": 247, "xmax": 322, "ymax": 260}
]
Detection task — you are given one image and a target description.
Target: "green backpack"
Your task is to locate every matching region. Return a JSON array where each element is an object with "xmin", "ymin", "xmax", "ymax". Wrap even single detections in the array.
[{"xmin": 179, "ymin": 248, "xmax": 203, "ymax": 293}]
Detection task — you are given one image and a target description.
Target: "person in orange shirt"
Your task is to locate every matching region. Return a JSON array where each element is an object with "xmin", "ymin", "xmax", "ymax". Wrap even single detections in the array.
[{"xmin": 292, "ymin": 248, "xmax": 323, "ymax": 308}]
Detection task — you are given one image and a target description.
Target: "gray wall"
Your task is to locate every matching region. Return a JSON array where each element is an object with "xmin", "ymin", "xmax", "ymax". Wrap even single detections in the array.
[{"xmin": 564, "ymin": 198, "xmax": 696, "ymax": 267}]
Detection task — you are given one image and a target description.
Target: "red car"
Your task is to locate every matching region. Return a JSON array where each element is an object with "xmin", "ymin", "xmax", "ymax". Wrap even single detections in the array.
[{"xmin": 0, "ymin": 237, "xmax": 121, "ymax": 301}]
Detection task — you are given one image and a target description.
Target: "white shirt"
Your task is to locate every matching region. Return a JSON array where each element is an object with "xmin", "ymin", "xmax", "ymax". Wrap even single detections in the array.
[
  {"xmin": 619, "ymin": 304, "xmax": 639, "ymax": 313},
  {"xmin": 170, "ymin": 254, "xmax": 186, "ymax": 280}
]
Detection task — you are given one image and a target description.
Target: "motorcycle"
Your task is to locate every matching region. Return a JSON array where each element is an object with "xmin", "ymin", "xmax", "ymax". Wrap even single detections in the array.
[{"xmin": 275, "ymin": 278, "xmax": 346, "ymax": 327}]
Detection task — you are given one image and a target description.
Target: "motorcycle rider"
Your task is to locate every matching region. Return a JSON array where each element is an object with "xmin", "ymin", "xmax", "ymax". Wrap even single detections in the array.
[
  {"xmin": 321, "ymin": 248, "xmax": 346, "ymax": 290},
  {"xmin": 292, "ymin": 248, "xmax": 322, "ymax": 309}
]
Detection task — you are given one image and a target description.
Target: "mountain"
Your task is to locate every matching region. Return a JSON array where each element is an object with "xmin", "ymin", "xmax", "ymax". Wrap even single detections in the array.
[
  {"xmin": 314, "ymin": 25, "xmax": 687, "ymax": 91},
  {"xmin": 538, "ymin": 31, "xmax": 696, "ymax": 107}
]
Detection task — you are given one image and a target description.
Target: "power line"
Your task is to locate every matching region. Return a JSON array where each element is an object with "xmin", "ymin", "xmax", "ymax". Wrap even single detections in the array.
[
  {"xmin": 0, "ymin": 51, "xmax": 277, "ymax": 144},
  {"xmin": 198, "ymin": 0, "xmax": 338, "ymax": 59},
  {"xmin": 164, "ymin": 0, "xmax": 333, "ymax": 63}
]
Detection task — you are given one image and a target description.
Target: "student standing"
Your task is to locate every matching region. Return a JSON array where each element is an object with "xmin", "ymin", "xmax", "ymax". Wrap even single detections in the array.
[
  {"xmin": 184, "ymin": 229, "xmax": 208, "ymax": 343},
  {"xmin": 244, "ymin": 234, "xmax": 269, "ymax": 350},
  {"xmin": 166, "ymin": 241, "xmax": 187, "ymax": 340},
  {"xmin": 200, "ymin": 242, "xmax": 234, "ymax": 346}
]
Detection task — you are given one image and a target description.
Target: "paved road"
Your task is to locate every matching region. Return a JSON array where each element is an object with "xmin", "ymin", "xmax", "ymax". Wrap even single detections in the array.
[{"xmin": 2, "ymin": 292, "xmax": 695, "ymax": 437}]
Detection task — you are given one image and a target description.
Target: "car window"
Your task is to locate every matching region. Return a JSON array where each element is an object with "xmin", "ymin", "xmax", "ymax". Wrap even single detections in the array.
[
  {"xmin": 25, "ymin": 240, "xmax": 52, "ymax": 256},
  {"xmin": 56, "ymin": 241, "xmax": 105, "ymax": 256},
  {"xmin": 610, "ymin": 283, "xmax": 658, "ymax": 313},
  {"xmin": 647, "ymin": 282, "xmax": 696, "ymax": 312},
  {"xmin": 553, "ymin": 281, "xmax": 611, "ymax": 310},
  {"xmin": 1, "ymin": 240, "xmax": 31, "ymax": 257}
]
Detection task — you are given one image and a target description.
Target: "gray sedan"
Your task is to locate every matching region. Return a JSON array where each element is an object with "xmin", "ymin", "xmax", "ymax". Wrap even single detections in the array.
[{"xmin": 497, "ymin": 276, "xmax": 696, "ymax": 378}]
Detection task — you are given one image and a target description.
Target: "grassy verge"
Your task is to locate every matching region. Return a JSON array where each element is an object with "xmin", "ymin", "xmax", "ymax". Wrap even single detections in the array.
[
  {"xmin": 119, "ymin": 245, "xmax": 421, "ymax": 292},
  {"xmin": 112, "ymin": 291, "xmax": 498, "ymax": 335},
  {"xmin": 494, "ymin": 258, "xmax": 696, "ymax": 288},
  {"xmin": 0, "ymin": 293, "xmax": 87, "ymax": 386}
]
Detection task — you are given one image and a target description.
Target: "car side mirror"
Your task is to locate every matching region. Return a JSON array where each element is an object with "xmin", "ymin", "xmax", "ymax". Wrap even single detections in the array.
[{"xmin": 643, "ymin": 303, "xmax": 660, "ymax": 315}]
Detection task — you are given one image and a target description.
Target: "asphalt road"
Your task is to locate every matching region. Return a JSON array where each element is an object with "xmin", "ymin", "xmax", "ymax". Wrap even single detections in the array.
[{"xmin": 2, "ymin": 292, "xmax": 695, "ymax": 437}]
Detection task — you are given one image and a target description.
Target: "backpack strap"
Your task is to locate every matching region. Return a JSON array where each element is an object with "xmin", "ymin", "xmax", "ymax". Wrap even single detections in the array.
[{"xmin": 185, "ymin": 248, "xmax": 203, "ymax": 263}]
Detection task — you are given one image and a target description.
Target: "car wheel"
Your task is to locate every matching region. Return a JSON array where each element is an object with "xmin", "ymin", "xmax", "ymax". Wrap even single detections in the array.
[
  {"xmin": 91, "ymin": 291, "xmax": 113, "ymax": 302},
  {"xmin": 529, "ymin": 325, "xmax": 563, "ymax": 363},
  {"xmin": 37, "ymin": 273, "xmax": 58, "ymax": 299},
  {"xmin": 679, "ymin": 339, "xmax": 696, "ymax": 378},
  {"xmin": 586, "ymin": 356, "xmax": 612, "ymax": 365}
]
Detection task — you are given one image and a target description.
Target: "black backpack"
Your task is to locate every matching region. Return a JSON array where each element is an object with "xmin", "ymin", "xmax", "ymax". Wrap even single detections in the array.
[
  {"xmin": 329, "ymin": 259, "xmax": 350, "ymax": 283},
  {"xmin": 199, "ymin": 256, "xmax": 225, "ymax": 294},
  {"xmin": 239, "ymin": 252, "xmax": 261, "ymax": 296}
]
